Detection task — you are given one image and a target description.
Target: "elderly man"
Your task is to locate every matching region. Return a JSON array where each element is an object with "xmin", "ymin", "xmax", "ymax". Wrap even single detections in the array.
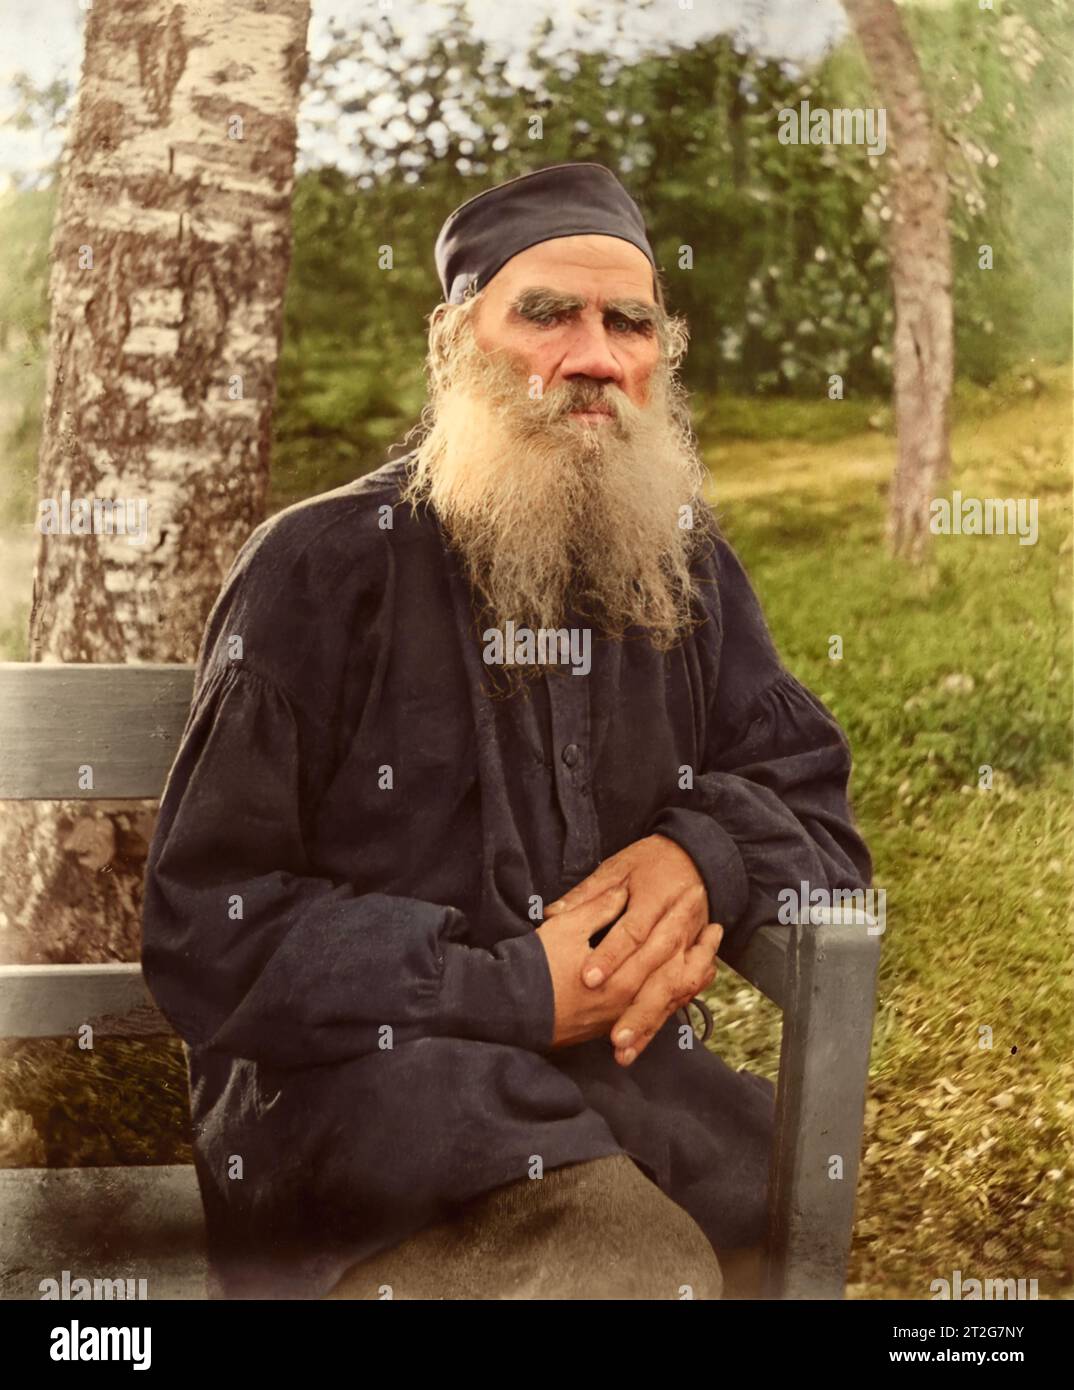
[{"xmin": 142, "ymin": 163, "xmax": 871, "ymax": 1301}]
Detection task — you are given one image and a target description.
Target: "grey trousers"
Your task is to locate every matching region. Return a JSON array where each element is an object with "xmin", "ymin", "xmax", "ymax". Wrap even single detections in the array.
[{"xmin": 325, "ymin": 1153, "xmax": 730, "ymax": 1300}]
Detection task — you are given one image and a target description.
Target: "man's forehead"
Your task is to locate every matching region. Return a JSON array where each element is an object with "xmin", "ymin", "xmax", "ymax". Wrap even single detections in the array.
[{"xmin": 486, "ymin": 234, "xmax": 656, "ymax": 302}]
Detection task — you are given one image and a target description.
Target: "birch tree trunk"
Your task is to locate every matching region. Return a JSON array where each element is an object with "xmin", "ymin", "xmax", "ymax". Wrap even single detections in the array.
[
  {"xmin": 0, "ymin": 0, "xmax": 311, "ymax": 964},
  {"xmin": 843, "ymin": 0, "xmax": 954, "ymax": 562}
]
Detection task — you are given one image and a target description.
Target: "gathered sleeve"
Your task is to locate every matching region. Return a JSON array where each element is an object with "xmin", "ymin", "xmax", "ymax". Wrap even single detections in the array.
[
  {"xmin": 647, "ymin": 534, "xmax": 873, "ymax": 954},
  {"xmin": 141, "ymin": 599, "xmax": 554, "ymax": 1072}
]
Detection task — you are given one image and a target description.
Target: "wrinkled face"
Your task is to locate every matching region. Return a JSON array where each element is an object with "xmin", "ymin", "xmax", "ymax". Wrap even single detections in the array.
[{"xmin": 469, "ymin": 234, "xmax": 662, "ymax": 422}]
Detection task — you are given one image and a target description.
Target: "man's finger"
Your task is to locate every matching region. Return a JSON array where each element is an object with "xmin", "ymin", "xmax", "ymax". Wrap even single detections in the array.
[
  {"xmin": 689, "ymin": 921, "xmax": 725, "ymax": 965},
  {"xmin": 545, "ymin": 856, "xmax": 626, "ymax": 916},
  {"xmin": 584, "ymin": 881, "xmax": 707, "ymax": 988},
  {"xmin": 581, "ymin": 897, "xmax": 682, "ymax": 988},
  {"xmin": 611, "ymin": 923, "xmax": 723, "ymax": 1064},
  {"xmin": 613, "ymin": 933, "xmax": 718, "ymax": 1045},
  {"xmin": 610, "ymin": 955, "xmax": 715, "ymax": 1064},
  {"xmin": 543, "ymin": 882, "xmax": 628, "ymax": 936},
  {"xmin": 613, "ymin": 964, "xmax": 718, "ymax": 1065}
]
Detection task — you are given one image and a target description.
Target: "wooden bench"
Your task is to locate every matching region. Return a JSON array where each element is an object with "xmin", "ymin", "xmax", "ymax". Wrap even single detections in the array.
[{"xmin": 0, "ymin": 661, "xmax": 882, "ymax": 1300}]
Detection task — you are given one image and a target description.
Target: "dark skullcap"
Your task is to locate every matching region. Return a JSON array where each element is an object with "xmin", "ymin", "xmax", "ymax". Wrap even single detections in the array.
[{"xmin": 434, "ymin": 162, "xmax": 657, "ymax": 304}]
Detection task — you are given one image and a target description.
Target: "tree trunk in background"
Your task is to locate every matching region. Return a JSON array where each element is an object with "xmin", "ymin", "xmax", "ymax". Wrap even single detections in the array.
[
  {"xmin": 843, "ymin": 0, "xmax": 954, "ymax": 563},
  {"xmin": 0, "ymin": 0, "xmax": 310, "ymax": 964}
]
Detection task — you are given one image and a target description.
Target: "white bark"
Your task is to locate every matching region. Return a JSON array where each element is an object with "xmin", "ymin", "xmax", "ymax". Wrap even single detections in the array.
[
  {"xmin": 1, "ymin": 0, "xmax": 311, "ymax": 964},
  {"xmin": 31, "ymin": 0, "xmax": 312, "ymax": 660}
]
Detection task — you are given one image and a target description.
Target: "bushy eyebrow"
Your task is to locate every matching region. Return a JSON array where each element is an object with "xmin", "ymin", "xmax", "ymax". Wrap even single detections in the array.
[
  {"xmin": 511, "ymin": 288, "xmax": 586, "ymax": 319},
  {"xmin": 605, "ymin": 297, "xmax": 659, "ymax": 325},
  {"xmin": 511, "ymin": 287, "xmax": 658, "ymax": 326}
]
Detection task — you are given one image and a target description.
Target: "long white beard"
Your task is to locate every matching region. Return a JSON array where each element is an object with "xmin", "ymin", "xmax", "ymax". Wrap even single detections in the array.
[{"xmin": 402, "ymin": 315, "xmax": 711, "ymax": 648}]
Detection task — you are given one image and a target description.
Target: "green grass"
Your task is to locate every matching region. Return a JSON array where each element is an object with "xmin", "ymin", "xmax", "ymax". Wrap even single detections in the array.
[
  {"xmin": 1, "ymin": 369, "xmax": 1070, "ymax": 1300},
  {"xmin": 702, "ymin": 365, "xmax": 1073, "ymax": 1298}
]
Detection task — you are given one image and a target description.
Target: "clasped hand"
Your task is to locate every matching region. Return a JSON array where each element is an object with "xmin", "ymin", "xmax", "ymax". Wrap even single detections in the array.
[{"xmin": 535, "ymin": 835, "xmax": 723, "ymax": 1067}]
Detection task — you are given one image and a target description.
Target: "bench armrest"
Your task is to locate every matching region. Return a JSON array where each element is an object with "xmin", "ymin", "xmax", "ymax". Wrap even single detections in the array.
[{"xmin": 727, "ymin": 911, "xmax": 883, "ymax": 1299}]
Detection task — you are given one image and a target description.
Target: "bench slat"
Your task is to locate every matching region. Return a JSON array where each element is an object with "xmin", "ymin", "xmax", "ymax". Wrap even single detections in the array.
[
  {"xmin": 0, "ymin": 1165, "xmax": 206, "ymax": 1300},
  {"xmin": 1, "ymin": 933, "xmax": 792, "ymax": 1040},
  {"xmin": 0, "ymin": 663, "xmax": 194, "ymax": 799},
  {"xmin": 0, "ymin": 963, "xmax": 172, "ymax": 1039}
]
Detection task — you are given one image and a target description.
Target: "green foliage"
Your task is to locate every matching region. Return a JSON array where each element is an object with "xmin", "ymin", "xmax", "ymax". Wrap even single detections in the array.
[
  {"xmin": 1, "ymin": 0, "xmax": 1069, "ymax": 510},
  {"xmin": 267, "ymin": 0, "xmax": 1072, "ymax": 497},
  {"xmin": 902, "ymin": 0, "xmax": 1072, "ymax": 379}
]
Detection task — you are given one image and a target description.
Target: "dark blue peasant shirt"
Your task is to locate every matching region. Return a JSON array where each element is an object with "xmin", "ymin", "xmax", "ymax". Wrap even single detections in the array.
[{"xmin": 141, "ymin": 454, "xmax": 871, "ymax": 1299}]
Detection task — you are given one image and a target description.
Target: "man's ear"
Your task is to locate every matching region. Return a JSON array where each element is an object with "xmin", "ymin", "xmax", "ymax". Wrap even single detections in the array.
[
  {"xmin": 429, "ymin": 297, "xmax": 483, "ymax": 366},
  {"xmin": 427, "ymin": 302, "xmax": 452, "ymax": 367}
]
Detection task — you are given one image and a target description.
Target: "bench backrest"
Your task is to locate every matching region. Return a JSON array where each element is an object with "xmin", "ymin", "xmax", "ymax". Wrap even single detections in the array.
[{"xmin": 0, "ymin": 663, "xmax": 194, "ymax": 1040}]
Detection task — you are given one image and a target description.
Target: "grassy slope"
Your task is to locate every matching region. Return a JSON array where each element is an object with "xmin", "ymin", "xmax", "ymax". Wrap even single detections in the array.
[
  {"xmin": 1, "ymin": 375, "xmax": 1070, "ymax": 1298},
  {"xmin": 702, "ymin": 369, "xmax": 1073, "ymax": 1298}
]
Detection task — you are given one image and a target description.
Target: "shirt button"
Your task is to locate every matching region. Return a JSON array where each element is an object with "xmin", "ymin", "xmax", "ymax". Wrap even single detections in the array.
[{"xmin": 561, "ymin": 743, "xmax": 580, "ymax": 768}]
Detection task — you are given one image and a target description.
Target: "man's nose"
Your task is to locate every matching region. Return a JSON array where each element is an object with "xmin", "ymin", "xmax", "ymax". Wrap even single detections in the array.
[{"xmin": 557, "ymin": 320, "xmax": 625, "ymax": 386}]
